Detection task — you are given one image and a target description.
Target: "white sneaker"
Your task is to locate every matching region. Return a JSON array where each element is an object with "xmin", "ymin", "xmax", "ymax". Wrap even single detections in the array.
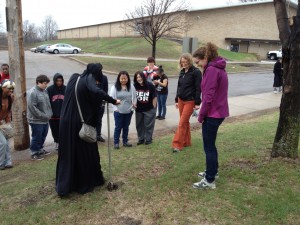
[
  {"xmin": 193, "ymin": 178, "xmax": 216, "ymax": 190},
  {"xmin": 273, "ymin": 91, "xmax": 278, "ymax": 94},
  {"xmin": 198, "ymin": 171, "xmax": 219, "ymax": 179}
]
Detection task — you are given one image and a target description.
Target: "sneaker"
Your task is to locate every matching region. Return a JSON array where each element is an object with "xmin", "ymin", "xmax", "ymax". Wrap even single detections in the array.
[
  {"xmin": 5, "ymin": 165, "xmax": 13, "ymax": 169},
  {"xmin": 158, "ymin": 117, "xmax": 165, "ymax": 120},
  {"xmin": 0, "ymin": 166, "xmax": 5, "ymax": 170},
  {"xmin": 198, "ymin": 171, "xmax": 219, "ymax": 179},
  {"xmin": 155, "ymin": 116, "xmax": 161, "ymax": 119},
  {"xmin": 114, "ymin": 144, "xmax": 120, "ymax": 149},
  {"xmin": 193, "ymin": 178, "xmax": 216, "ymax": 190},
  {"xmin": 31, "ymin": 153, "xmax": 44, "ymax": 161},
  {"xmin": 273, "ymin": 91, "xmax": 278, "ymax": 94},
  {"xmin": 123, "ymin": 143, "xmax": 132, "ymax": 147},
  {"xmin": 41, "ymin": 149, "xmax": 51, "ymax": 156},
  {"xmin": 97, "ymin": 136, "xmax": 105, "ymax": 142},
  {"xmin": 172, "ymin": 148, "xmax": 181, "ymax": 153}
]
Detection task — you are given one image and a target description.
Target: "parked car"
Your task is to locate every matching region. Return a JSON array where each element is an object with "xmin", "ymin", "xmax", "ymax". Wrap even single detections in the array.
[
  {"xmin": 30, "ymin": 47, "xmax": 37, "ymax": 52},
  {"xmin": 36, "ymin": 44, "xmax": 51, "ymax": 53},
  {"xmin": 267, "ymin": 49, "xmax": 282, "ymax": 60},
  {"xmin": 46, "ymin": 43, "xmax": 81, "ymax": 54}
]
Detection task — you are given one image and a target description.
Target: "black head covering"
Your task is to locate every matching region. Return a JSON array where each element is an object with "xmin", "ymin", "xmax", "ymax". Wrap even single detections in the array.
[
  {"xmin": 83, "ymin": 63, "xmax": 103, "ymax": 82},
  {"xmin": 53, "ymin": 73, "xmax": 64, "ymax": 84}
]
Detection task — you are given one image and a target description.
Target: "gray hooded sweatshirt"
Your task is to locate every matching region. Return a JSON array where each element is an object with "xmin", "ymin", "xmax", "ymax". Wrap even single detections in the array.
[{"xmin": 27, "ymin": 85, "xmax": 53, "ymax": 124}]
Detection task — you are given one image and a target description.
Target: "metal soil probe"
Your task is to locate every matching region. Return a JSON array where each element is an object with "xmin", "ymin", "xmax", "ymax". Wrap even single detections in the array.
[{"xmin": 106, "ymin": 102, "xmax": 118, "ymax": 191}]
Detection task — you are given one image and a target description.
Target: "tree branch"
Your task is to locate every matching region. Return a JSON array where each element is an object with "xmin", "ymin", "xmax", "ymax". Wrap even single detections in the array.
[{"xmin": 273, "ymin": 0, "xmax": 291, "ymax": 47}]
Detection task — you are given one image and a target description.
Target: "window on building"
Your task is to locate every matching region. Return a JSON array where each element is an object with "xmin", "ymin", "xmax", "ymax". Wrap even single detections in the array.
[{"xmin": 230, "ymin": 44, "xmax": 239, "ymax": 52}]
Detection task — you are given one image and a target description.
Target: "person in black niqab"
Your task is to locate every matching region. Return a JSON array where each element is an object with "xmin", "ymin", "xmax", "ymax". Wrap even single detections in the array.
[{"xmin": 56, "ymin": 63, "xmax": 120, "ymax": 197}]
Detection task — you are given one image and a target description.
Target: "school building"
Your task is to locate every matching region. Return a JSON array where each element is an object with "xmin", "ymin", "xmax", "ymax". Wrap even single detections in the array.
[{"xmin": 57, "ymin": 0, "xmax": 297, "ymax": 59}]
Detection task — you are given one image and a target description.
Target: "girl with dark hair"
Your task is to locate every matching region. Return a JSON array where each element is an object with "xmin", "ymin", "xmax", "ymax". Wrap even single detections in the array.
[
  {"xmin": 153, "ymin": 65, "xmax": 168, "ymax": 120},
  {"xmin": 109, "ymin": 71, "xmax": 137, "ymax": 149},
  {"xmin": 0, "ymin": 79, "xmax": 15, "ymax": 170},
  {"xmin": 192, "ymin": 42, "xmax": 229, "ymax": 190},
  {"xmin": 134, "ymin": 71, "xmax": 157, "ymax": 145}
]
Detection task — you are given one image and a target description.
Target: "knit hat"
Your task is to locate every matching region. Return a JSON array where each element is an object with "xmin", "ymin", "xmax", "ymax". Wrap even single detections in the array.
[{"xmin": 1, "ymin": 79, "xmax": 15, "ymax": 89}]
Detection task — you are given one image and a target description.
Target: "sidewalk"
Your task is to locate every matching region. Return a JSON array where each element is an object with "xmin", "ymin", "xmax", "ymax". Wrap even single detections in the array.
[{"xmin": 10, "ymin": 92, "xmax": 282, "ymax": 161}]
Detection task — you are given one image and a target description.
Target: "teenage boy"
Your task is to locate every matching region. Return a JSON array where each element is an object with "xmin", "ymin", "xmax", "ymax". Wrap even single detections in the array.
[
  {"xmin": 27, "ymin": 75, "xmax": 53, "ymax": 160},
  {"xmin": 0, "ymin": 64, "xmax": 10, "ymax": 83},
  {"xmin": 47, "ymin": 73, "xmax": 66, "ymax": 150}
]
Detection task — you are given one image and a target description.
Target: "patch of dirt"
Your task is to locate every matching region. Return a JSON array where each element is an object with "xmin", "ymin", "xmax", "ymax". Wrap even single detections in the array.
[
  {"xmin": 18, "ymin": 183, "xmax": 55, "ymax": 207},
  {"xmin": 223, "ymin": 158, "xmax": 260, "ymax": 171},
  {"xmin": 116, "ymin": 216, "xmax": 142, "ymax": 225}
]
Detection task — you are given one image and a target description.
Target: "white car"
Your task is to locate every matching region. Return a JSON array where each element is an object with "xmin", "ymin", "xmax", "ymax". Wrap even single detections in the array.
[
  {"xmin": 267, "ymin": 49, "xmax": 282, "ymax": 60},
  {"xmin": 46, "ymin": 43, "xmax": 81, "ymax": 54},
  {"xmin": 30, "ymin": 47, "xmax": 37, "ymax": 52}
]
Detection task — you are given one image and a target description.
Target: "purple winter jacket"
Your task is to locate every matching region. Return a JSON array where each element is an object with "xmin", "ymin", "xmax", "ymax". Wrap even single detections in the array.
[{"xmin": 198, "ymin": 56, "xmax": 229, "ymax": 123}]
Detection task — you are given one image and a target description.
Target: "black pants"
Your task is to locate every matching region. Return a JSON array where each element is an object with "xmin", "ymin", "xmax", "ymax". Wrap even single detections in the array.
[
  {"xmin": 49, "ymin": 119, "xmax": 60, "ymax": 143},
  {"xmin": 96, "ymin": 105, "xmax": 105, "ymax": 138}
]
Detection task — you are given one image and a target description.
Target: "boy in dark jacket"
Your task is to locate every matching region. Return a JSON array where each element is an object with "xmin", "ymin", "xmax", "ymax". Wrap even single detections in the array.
[{"xmin": 47, "ymin": 73, "xmax": 66, "ymax": 150}]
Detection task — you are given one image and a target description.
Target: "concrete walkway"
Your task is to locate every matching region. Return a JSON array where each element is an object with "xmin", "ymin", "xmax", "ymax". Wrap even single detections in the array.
[{"xmin": 10, "ymin": 92, "xmax": 282, "ymax": 161}]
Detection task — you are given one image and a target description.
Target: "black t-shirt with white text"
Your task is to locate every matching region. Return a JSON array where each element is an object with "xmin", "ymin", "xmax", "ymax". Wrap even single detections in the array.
[{"xmin": 134, "ymin": 82, "xmax": 157, "ymax": 112}]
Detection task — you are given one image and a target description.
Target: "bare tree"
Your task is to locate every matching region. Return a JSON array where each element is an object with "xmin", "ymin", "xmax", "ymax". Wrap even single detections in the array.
[
  {"xmin": 23, "ymin": 20, "xmax": 39, "ymax": 43},
  {"xmin": 39, "ymin": 15, "xmax": 58, "ymax": 41},
  {"xmin": 126, "ymin": 0, "xmax": 189, "ymax": 58},
  {"xmin": 271, "ymin": 0, "xmax": 300, "ymax": 159}
]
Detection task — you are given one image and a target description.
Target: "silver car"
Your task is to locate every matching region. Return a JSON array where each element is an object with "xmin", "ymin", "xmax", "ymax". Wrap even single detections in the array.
[{"xmin": 46, "ymin": 43, "xmax": 81, "ymax": 54}]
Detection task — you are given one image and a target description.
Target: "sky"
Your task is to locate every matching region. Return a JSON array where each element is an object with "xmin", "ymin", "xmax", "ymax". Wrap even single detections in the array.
[{"xmin": 0, "ymin": 0, "xmax": 231, "ymax": 30}]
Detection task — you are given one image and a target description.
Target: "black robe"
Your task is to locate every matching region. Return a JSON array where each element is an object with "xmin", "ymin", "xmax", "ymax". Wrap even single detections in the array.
[
  {"xmin": 56, "ymin": 73, "xmax": 116, "ymax": 196},
  {"xmin": 273, "ymin": 60, "xmax": 283, "ymax": 87}
]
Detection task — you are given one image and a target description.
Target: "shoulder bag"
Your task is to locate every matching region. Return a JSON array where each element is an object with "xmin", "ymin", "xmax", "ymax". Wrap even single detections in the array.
[{"xmin": 75, "ymin": 76, "xmax": 97, "ymax": 143}]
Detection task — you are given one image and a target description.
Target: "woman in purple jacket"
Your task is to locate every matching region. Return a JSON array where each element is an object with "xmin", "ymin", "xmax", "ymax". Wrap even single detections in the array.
[{"xmin": 192, "ymin": 42, "xmax": 229, "ymax": 190}]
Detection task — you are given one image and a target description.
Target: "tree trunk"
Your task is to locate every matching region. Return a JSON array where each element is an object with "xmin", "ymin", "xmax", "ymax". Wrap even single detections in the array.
[
  {"xmin": 6, "ymin": 0, "xmax": 30, "ymax": 150},
  {"xmin": 152, "ymin": 39, "xmax": 156, "ymax": 58},
  {"xmin": 272, "ymin": 1, "xmax": 300, "ymax": 159}
]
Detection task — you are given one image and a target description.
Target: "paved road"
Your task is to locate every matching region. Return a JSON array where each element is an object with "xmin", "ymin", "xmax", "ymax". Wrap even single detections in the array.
[{"xmin": 0, "ymin": 51, "xmax": 274, "ymax": 106}]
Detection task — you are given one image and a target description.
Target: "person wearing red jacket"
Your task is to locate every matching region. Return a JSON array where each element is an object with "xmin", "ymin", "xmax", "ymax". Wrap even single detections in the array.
[
  {"xmin": 192, "ymin": 42, "xmax": 229, "ymax": 190},
  {"xmin": 0, "ymin": 64, "xmax": 10, "ymax": 83},
  {"xmin": 143, "ymin": 57, "xmax": 158, "ymax": 83}
]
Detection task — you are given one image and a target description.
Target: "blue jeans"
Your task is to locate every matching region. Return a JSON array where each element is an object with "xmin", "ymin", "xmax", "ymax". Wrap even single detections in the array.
[
  {"xmin": 29, "ymin": 123, "xmax": 49, "ymax": 155},
  {"xmin": 113, "ymin": 111, "xmax": 133, "ymax": 145},
  {"xmin": 157, "ymin": 94, "xmax": 168, "ymax": 118},
  {"xmin": 0, "ymin": 131, "xmax": 12, "ymax": 167},
  {"xmin": 202, "ymin": 117, "xmax": 224, "ymax": 183}
]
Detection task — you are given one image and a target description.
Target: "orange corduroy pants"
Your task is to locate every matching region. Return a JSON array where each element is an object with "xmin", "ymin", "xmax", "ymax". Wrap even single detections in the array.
[{"xmin": 172, "ymin": 98, "xmax": 195, "ymax": 150}]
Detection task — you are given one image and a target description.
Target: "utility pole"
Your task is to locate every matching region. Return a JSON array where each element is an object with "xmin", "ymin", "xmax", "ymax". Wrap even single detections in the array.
[{"xmin": 6, "ymin": 0, "xmax": 30, "ymax": 150}]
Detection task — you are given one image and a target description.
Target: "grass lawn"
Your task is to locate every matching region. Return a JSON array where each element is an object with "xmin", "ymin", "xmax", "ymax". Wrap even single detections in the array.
[
  {"xmin": 71, "ymin": 57, "xmax": 272, "ymax": 76},
  {"xmin": 1, "ymin": 112, "xmax": 299, "ymax": 225},
  {"xmin": 27, "ymin": 37, "xmax": 267, "ymax": 75},
  {"xmin": 28, "ymin": 37, "xmax": 258, "ymax": 60}
]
